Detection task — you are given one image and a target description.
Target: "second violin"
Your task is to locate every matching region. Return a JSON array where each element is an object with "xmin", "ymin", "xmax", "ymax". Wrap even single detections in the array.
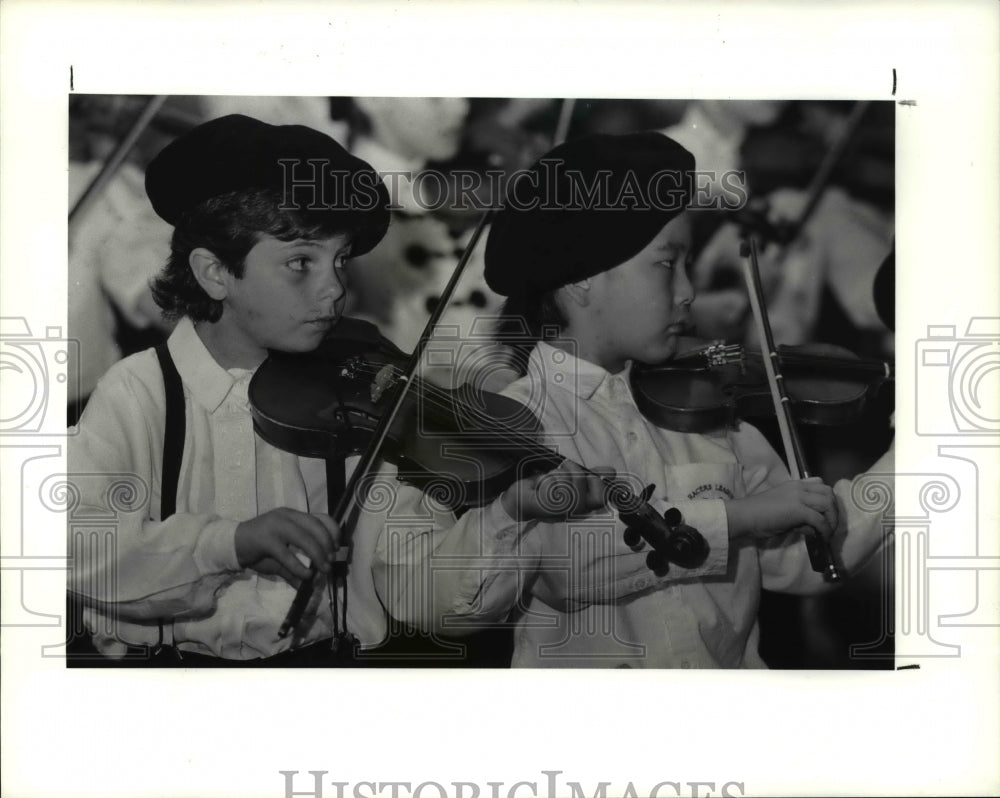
[{"xmin": 630, "ymin": 336, "xmax": 893, "ymax": 434}]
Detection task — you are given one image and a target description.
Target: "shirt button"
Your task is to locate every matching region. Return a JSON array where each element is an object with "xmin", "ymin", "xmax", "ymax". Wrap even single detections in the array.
[
  {"xmin": 627, "ymin": 431, "xmax": 638, "ymax": 443},
  {"xmin": 681, "ymin": 660, "xmax": 691, "ymax": 669}
]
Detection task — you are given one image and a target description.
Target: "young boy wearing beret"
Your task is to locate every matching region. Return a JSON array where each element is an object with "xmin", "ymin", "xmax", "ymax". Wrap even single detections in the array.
[
  {"xmin": 373, "ymin": 132, "xmax": 892, "ymax": 668},
  {"xmin": 68, "ymin": 115, "xmax": 394, "ymax": 664}
]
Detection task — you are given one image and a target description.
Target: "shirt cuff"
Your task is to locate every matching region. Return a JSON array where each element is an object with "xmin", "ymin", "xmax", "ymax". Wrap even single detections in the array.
[
  {"xmin": 192, "ymin": 518, "xmax": 240, "ymax": 575},
  {"xmin": 654, "ymin": 498, "xmax": 730, "ymax": 577}
]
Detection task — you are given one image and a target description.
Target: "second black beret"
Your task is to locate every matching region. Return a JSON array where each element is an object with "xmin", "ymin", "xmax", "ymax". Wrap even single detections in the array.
[{"xmin": 485, "ymin": 131, "xmax": 696, "ymax": 296}]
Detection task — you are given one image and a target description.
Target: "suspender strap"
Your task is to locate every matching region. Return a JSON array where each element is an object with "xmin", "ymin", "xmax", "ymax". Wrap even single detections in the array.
[
  {"xmin": 154, "ymin": 343, "xmax": 185, "ymax": 522},
  {"xmin": 153, "ymin": 342, "xmax": 186, "ymax": 654}
]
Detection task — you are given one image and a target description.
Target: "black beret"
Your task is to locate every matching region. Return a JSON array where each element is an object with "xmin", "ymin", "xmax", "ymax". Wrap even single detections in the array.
[
  {"xmin": 485, "ymin": 132, "xmax": 695, "ymax": 296},
  {"xmin": 145, "ymin": 114, "xmax": 390, "ymax": 256}
]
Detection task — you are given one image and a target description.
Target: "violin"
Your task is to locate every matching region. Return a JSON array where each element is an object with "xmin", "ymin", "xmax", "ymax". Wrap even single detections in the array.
[
  {"xmin": 250, "ymin": 316, "xmax": 554, "ymax": 508},
  {"xmin": 631, "ymin": 336, "xmax": 893, "ymax": 434}
]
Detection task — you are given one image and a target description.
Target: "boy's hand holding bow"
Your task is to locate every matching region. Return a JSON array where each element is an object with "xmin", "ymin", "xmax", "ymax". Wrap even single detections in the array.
[
  {"xmin": 235, "ymin": 508, "xmax": 340, "ymax": 588},
  {"xmin": 725, "ymin": 477, "xmax": 839, "ymax": 543}
]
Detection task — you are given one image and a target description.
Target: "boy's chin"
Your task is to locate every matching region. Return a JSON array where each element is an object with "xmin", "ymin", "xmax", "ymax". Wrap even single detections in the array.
[
  {"xmin": 640, "ymin": 337, "xmax": 680, "ymax": 364},
  {"xmin": 269, "ymin": 326, "xmax": 333, "ymax": 354}
]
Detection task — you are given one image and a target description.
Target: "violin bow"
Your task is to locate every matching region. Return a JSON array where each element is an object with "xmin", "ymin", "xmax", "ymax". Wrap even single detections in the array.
[
  {"xmin": 279, "ymin": 98, "xmax": 577, "ymax": 640},
  {"xmin": 69, "ymin": 95, "xmax": 169, "ymax": 232},
  {"xmin": 740, "ymin": 236, "xmax": 843, "ymax": 583}
]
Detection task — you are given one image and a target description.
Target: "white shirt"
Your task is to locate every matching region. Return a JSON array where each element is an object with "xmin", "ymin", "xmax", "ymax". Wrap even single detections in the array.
[
  {"xmin": 69, "ymin": 317, "xmax": 387, "ymax": 658},
  {"xmin": 372, "ymin": 342, "xmax": 890, "ymax": 668}
]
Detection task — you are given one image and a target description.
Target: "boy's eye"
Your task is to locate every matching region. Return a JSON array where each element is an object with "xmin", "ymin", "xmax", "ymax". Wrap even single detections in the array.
[
  {"xmin": 287, "ymin": 257, "xmax": 310, "ymax": 272},
  {"xmin": 658, "ymin": 258, "xmax": 677, "ymax": 270}
]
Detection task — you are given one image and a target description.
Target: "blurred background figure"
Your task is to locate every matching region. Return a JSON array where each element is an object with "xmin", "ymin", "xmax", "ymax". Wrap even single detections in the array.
[
  {"xmin": 665, "ymin": 99, "xmax": 785, "ymax": 201},
  {"xmin": 691, "ymin": 101, "xmax": 894, "ymax": 362},
  {"xmin": 68, "ymin": 95, "xmax": 189, "ymax": 422},
  {"xmin": 340, "ymin": 97, "xmax": 470, "ymax": 213},
  {"xmin": 329, "ymin": 97, "xmax": 484, "ymax": 357},
  {"xmin": 659, "ymin": 101, "xmax": 784, "ymax": 340}
]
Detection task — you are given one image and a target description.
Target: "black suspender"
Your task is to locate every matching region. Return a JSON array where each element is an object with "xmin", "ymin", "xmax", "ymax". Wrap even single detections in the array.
[
  {"xmin": 152, "ymin": 343, "xmax": 186, "ymax": 656},
  {"xmin": 154, "ymin": 343, "xmax": 185, "ymax": 521}
]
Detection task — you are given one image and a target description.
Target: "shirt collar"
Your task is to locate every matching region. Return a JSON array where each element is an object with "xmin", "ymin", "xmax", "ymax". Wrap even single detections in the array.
[
  {"xmin": 166, "ymin": 317, "xmax": 250, "ymax": 413},
  {"xmin": 527, "ymin": 340, "xmax": 630, "ymax": 400}
]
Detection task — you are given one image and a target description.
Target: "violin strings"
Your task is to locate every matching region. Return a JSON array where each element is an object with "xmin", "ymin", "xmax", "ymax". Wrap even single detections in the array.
[
  {"xmin": 765, "ymin": 352, "xmax": 892, "ymax": 376},
  {"xmin": 359, "ymin": 362, "xmax": 560, "ymax": 460},
  {"xmin": 341, "ymin": 359, "xmax": 623, "ymax": 488}
]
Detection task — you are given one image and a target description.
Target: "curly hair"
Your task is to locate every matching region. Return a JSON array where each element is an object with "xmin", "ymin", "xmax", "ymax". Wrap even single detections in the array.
[{"xmin": 151, "ymin": 187, "xmax": 385, "ymax": 322}]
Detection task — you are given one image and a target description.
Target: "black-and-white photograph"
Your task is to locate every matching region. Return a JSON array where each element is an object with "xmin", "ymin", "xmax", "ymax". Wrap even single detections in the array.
[
  {"xmin": 2, "ymin": 3, "xmax": 998, "ymax": 798},
  {"xmin": 65, "ymin": 94, "xmax": 896, "ymax": 672}
]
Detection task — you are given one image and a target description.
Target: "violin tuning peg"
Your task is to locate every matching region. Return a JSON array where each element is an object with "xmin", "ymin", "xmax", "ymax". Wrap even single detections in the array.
[
  {"xmin": 640, "ymin": 483, "xmax": 656, "ymax": 502},
  {"xmin": 622, "ymin": 527, "xmax": 642, "ymax": 548},
  {"xmin": 645, "ymin": 550, "xmax": 670, "ymax": 576},
  {"xmin": 663, "ymin": 506, "xmax": 683, "ymax": 528}
]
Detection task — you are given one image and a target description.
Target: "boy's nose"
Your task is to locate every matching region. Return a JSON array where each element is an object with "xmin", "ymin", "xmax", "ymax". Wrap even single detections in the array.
[
  {"xmin": 675, "ymin": 266, "xmax": 695, "ymax": 306},
  {"xmin": 316, "ymin": 265, "xmax": 346, "ymax": 306}
]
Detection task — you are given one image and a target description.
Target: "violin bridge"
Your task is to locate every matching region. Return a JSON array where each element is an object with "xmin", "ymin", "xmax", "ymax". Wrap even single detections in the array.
[
  {"xmin": 370, "ymin": 364, "xmax": 396, "ymax": 404},
  {"xmin": 705, "ymin": 341, "xmax": 744, "ymax": 368}
]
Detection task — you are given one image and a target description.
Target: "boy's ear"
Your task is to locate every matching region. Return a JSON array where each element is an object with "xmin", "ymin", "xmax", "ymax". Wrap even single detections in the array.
[
  {"xmin": 563, "ymin": 277, "xmax": 591, "ymax": 308},
  {"xmin": 188, "ymin": 248, "xmax": 230, "ymax": 302}
]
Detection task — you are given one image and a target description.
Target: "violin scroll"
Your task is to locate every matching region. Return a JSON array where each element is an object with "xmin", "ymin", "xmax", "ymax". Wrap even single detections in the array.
[{"xmin": 613, "ymin": 482, "xmax": 710, "ymax": 574}]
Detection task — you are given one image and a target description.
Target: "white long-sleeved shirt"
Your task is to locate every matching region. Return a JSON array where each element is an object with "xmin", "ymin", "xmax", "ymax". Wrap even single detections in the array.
[
  {"xmin": 68, "ymin": 317, "xmax": 388, "ymax": 659},
  {"xmin": 372, "ymin": 341, "xmax": 892, "ymax": 668}
]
